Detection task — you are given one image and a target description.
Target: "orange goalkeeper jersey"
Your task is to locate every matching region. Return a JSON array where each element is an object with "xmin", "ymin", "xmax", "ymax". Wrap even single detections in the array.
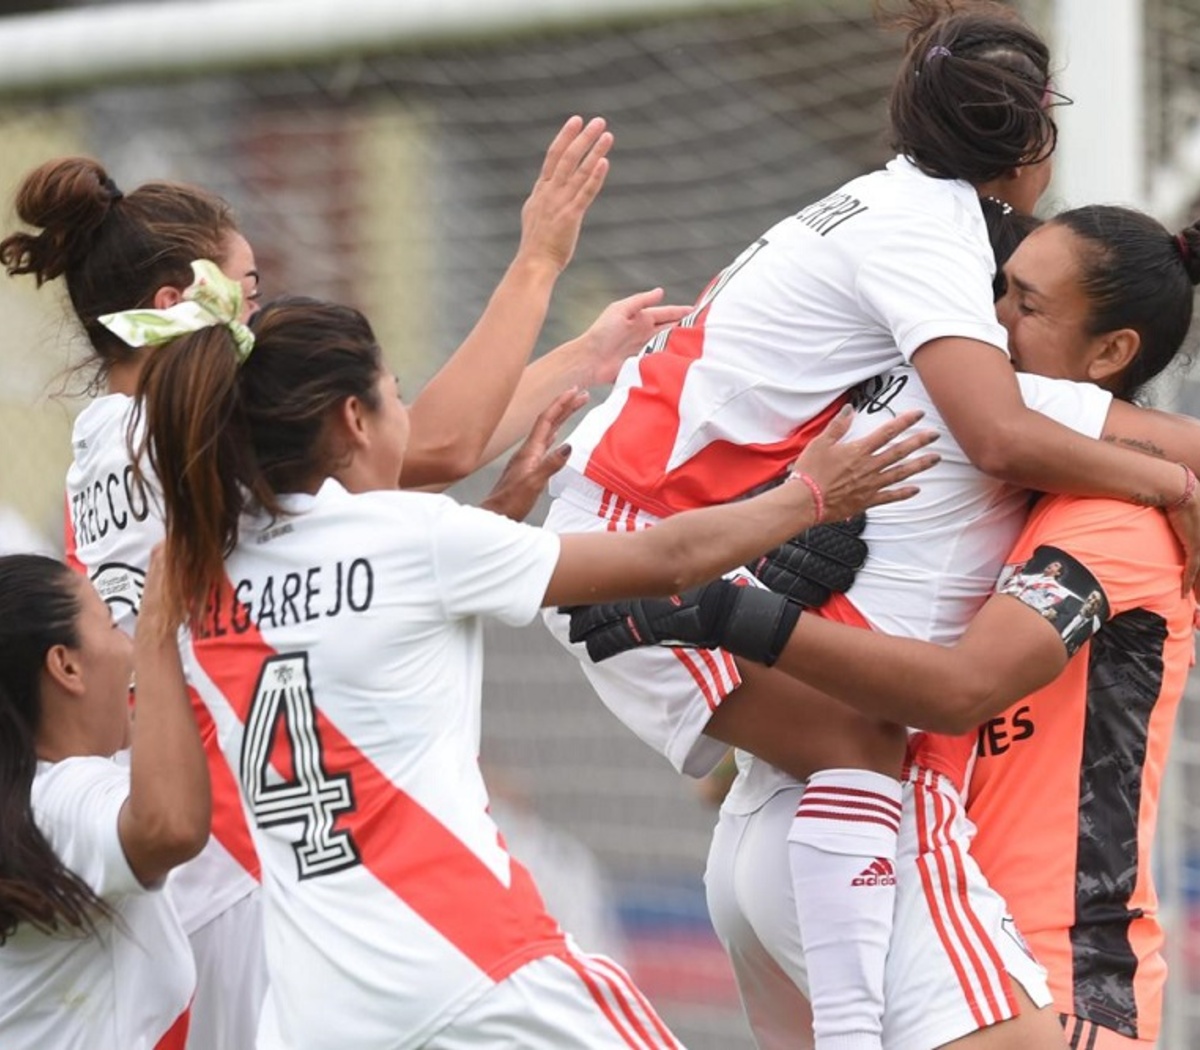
[{"xmin": 959, "ymin": 495, "xmax": 1194, "ymax": 1043}]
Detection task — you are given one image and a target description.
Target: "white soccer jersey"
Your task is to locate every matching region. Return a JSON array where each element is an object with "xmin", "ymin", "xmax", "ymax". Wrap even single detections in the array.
[
  {"xmin": 723, "ymin": 364, "xmax": 1112, "ymax": 814},
  {"xmin": 556, "ymin": 155, "xmax": 1007, "ymax": 517},
  {"xmin": 183, "ymin": 480, "xmax": 573, "ymax": 1050},
  {"xmin": 65, "ymin": 394, "xmax": 163, "ymax": 636},
  {"xmin": 63, "ymin": 392, "xmax": 261, "ymax": 936},
  {"xmin": 0, "ymin": 756, "xmax": 195, "ymax": 1050}
]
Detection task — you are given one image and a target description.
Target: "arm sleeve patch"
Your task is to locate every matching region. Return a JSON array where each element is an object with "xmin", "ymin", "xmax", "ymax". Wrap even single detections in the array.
[{"xmin": 998, "ymin": 545, "xmax": 1110, "ymax": 658}]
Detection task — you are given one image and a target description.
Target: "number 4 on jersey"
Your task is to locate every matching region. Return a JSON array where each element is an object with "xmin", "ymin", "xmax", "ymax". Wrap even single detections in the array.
[{"xmin": 241, "ymin": 653, "xmax": 361, "ymax": 880}]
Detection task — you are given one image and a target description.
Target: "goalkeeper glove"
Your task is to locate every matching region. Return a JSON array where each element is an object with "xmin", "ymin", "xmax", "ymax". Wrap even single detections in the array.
[
  {"xmin": 748, "ymin": 513, "xmax": 867, "ymax": 607},
  {"xmin": 565, "ymin": 579, "xmax": 802, "ymax": 665}
]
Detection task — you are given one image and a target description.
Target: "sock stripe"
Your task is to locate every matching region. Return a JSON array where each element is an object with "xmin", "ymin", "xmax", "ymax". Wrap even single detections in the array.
[
  {"xmin": 795, "ymin": 797, "xmax": 902, "ymax": 831},
  {"xmin": 803, "ymin": 784, "xmax": 903, "ymax": 815}
]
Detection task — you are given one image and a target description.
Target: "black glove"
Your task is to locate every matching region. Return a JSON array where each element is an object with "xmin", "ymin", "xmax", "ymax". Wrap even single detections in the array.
[
  {"xmin": 747, "ymin": 514, "xmax": 868, "ymax": 608},
  {"xmin": 565, "ymin": 579, "xmax": 802, "ymax": 665}
]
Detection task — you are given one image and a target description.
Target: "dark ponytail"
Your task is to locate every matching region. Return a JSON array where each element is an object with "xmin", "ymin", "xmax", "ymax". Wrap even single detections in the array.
[
  {"xmin": 880, "ymin": 1, "xmax": 1057, "ymax": 183},
  {"xmin": 135, "ymin": 296, "xmax": 385, "ymax": 622},
  {"xmin": 1053, "ymin": 206, "xmax": 1200, "ymax": 401},
  {"xmin": 0, "ymin": 555, "xmax": 109, "ymax": 944},
  {"xmin": 0, "ymin": 157, "xmax": 238, "ymax": 380}
]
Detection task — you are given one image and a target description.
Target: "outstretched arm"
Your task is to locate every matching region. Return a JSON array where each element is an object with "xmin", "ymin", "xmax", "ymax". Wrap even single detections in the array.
[
  {"xmin": 399, "ymin": 116, "xmax": 611, "ymax": 489},
  {"xmin": 914, "ymin": 341, "xmax": 1200, "ymax": 590},
  {"xmin": 771, "ymin": 591, "xmax": 1066, "ymax": 734},
  {"xmin": 544, "ymin": 407, "xmax": 938, "ymax": 607}
]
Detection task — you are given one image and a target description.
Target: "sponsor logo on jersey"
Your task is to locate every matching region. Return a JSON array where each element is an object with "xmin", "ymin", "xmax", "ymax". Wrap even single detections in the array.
[
  {"xmin": 851, "ymin": 857, "xmax": 896, "ymax": 888},
  {"xmin": 91, "ymin": 562, "xmax": 146, "ymax": 613}
]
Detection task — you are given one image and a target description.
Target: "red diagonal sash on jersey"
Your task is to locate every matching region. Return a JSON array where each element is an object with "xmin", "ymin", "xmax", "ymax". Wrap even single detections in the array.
[
  {"xmin": 191, "ymin": 577, "xmax": 566, "ymax": 980},
  {"xmin": 64, "ymin": 495, "xmax": 85, "ymax": 575},
  {"xmin": 190, "ymin": 690, "xmax": 262, "ymax": 881},
  {"xmin": 583, "ymin": 308, "xmax": 848, "ymax": 516},
  {"xmin": 153, "ymin": 1001, "xmax": 190, "ymax": 1050}
]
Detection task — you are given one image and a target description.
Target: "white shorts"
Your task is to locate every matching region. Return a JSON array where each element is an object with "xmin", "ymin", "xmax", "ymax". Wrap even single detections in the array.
[
  {"xmin": 886, "ymin": 765, "xmax": 1051, "ymax": 1050},
  {"xmin": 186, "ymin": 888, "xmax": 268, "ymax": 1050},
  {"xmin": 542, "ymin": 481, "xmax": 739, "ymax": 777},
  {"xmin": 705, "ymin": 765, "xmax": 1051, "ymax": 1050},
  {"xmin": 706, "ymin": 783, "xmax": 814, "ymax": 1050},
  {"xmin": 426, "ymin": 948, "xmax": 686, "ymax": 1049}
]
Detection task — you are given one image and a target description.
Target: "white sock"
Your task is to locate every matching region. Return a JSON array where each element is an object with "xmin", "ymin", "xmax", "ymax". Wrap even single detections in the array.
[{"xmin": 787, "ymin": 768, "xmax": 902, "ymax": 1050}]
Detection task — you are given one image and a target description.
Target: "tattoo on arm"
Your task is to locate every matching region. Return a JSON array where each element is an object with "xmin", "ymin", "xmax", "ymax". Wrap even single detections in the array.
[{"xmin": 1103, "ymin": 434, "xmax": 1167, "ymax": 459}]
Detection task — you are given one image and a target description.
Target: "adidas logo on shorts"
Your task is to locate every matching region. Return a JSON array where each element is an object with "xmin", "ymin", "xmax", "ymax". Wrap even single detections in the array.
[{"xmin": 851, "ymin": 857, "xmax": 896, "ymax": 888}]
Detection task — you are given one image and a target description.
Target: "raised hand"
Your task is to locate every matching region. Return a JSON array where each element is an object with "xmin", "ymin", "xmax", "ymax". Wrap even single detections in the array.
[{"xmin": 517, "ymin": 116, "xmax": 613, "ymax": 274}]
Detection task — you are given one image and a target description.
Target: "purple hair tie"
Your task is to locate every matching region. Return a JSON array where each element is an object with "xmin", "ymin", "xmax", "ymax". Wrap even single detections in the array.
[
  {"xmin": 1176, "ymin": 232, "xmax": 1192, "ymax": 264},
  {"xmin": 926, "ymin": 45, "xmax": 952, "ymax": 60}
]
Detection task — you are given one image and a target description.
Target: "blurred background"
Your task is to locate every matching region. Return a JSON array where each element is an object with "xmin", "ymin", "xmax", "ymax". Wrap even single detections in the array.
[{"xmin": 1, "ymin": 1, "xmax": 1199, "ymax": 1046}]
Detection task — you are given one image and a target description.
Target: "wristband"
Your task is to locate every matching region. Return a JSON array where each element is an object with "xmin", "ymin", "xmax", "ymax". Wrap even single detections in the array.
[
  {"xmin": 789, "ymin": 471, "xmax": 825, "ymax": 523},
  {"xmin": 1169, "ymin": 464, "xmax": 1197, "ymax": 511}
]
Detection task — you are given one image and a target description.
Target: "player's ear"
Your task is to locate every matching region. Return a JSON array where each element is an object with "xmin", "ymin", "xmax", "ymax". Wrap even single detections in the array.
[
  {"xmin": 334, "ymin": 395, "xmax": 371, "ymax": 450},
  {"xmin": 150, "ymin": 285, "xmax": 187, "ymax": 310},
  {"xmin": 1086, "ymin": 328, "xmax": 1140, "ymax": 387},
  {"xmin": 43, "ymin": 643, "xmax": 85, "ymax": 697}
]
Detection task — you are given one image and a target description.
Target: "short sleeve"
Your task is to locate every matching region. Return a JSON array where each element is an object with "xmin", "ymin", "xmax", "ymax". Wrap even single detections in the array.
[
  {"xmin": 431, "ymin": 502, "xmax": 561, "ymax": 625},
  {"xmin": 31, "ymin": 756, "xmax": 142, "ymax": 899},
  {"xmin": 1016, "ymin": 374, "xmax": 1113, "ymax": 439},
  {"xmin": 855, "ymin": 226, "xmax": 1008, "ymax": 361}
]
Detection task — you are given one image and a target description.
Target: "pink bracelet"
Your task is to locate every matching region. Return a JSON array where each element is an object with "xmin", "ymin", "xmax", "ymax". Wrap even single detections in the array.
[
  {"xmin": 789, "ymin": 471, "xmax": 825, "ymax": 523},
  {"xmin": 1169, "ymin": 463, "xmax": 1197, "ymax": 511}
]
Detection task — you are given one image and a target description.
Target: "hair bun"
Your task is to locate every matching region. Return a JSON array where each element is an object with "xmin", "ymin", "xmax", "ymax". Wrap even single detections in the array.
[
  {"xmin": 0, "ymin": 156, "xmax": 117, "ymax": 284},
  {"xmin": 1175, "ymin": 223, "xmax": 1200, "ymax": 286}
]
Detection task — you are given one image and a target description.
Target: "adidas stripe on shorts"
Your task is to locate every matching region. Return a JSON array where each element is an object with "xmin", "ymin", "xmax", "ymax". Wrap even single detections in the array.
[{"xmin": 883, "ymin": 765, "xmax": 1052, "ymax": 1050}]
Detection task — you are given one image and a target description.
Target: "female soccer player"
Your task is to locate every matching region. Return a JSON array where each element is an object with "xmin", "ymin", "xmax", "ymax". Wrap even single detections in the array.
[
  {"xmin": 0, "ymin": 115, "xmax": 685, "ymax": 1049},
  {"xmin": 570, "ymin": 202, "xmax": 1200, "ymax": 1049},
  {"xmin": 0, "ymin": 547, "xmax": 207, "ymax": 1048},
  {"xmin": 542, "ymin": 5, "xmax": 1200, "ymax": 1046},
  {"xmin": 118, "ymin": 267, "xmax": 933, "ymax": 1049}
]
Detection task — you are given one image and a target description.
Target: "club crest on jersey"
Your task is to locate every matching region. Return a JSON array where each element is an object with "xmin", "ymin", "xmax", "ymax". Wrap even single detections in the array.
[
  {"xmin": 1001, "ymin": 916, "xmax": 1036, "ymax": 961},
  {"xmin": 851, "ymin": 857, "xmax": 896, "ymax": 887}
]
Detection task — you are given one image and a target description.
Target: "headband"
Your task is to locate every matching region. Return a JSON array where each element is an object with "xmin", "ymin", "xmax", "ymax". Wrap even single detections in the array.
[{"xmin": 98, "ymin": 259, "xmax": 255, "ymax": 362}]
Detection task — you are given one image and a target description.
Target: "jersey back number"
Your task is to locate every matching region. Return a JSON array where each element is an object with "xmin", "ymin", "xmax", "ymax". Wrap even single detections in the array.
[{"xmin": 240, "ymin": 653, "xmax": 362, "ymax": 880}]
